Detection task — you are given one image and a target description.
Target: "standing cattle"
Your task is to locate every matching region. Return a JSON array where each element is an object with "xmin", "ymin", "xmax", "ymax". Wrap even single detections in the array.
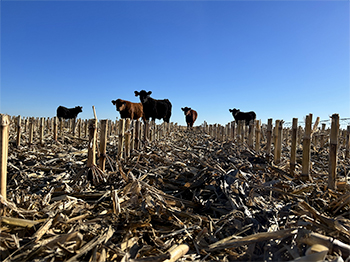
[
  {"xmin": 111, "ymin": 99, "xmax": 144, "ymax": 120},
  {"xmin": 181, "ymin": 107, "xmax": 198, "ymax": 129},
  {"xmin": 134, "ymin": 90, "xmax": 172, "ymax": 123},
  {"xmin": 56, "ymin": 106, "xmax": 82, "ymax": 120},
  {"xmin": 229, "ymin": 108, "xmax": 256, "ymax": 125}
]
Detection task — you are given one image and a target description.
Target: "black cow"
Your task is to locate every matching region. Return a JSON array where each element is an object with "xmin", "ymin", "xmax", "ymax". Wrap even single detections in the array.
[
  {"xmin": 57, "ymin": 106, "xmax": 83, "ymax": 120},
  {"xmin": 229, "ymin": 108, "xmax": 256, "ymax": 125},
  {"xmin": 134, "ymin": 90, "xmax": 172, "ymax": 122}
]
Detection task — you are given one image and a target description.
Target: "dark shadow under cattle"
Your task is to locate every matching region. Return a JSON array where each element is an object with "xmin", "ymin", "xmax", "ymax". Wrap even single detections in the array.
[
  {"xmin": 57, "ymin": 106, "xmax": 83, "ymax": 120},
  {"xmin": 111, "ymin": 99, "xmax": 144, "ymax": 120},
  {"xmin": 181, "ymin": 107, "xmax": 198, "ymax": 129},
  {"xmin": 229, "ymin": 108, "xmax": 256, "ymax": 125},
  {"xmin": 134, "ymin": 90, "xmax": 172, "ymax": 123}
]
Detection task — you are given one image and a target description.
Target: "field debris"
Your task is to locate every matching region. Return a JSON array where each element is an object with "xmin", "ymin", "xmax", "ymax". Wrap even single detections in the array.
[{"xmin": 1, "ymin": 125, "xmax": 350, "ymax": 261}]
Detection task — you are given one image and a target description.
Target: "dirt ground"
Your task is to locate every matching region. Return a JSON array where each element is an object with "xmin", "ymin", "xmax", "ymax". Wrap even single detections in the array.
[{"xmin": 1, "ymin": 124, "xmax": 349, "ymax": 261}]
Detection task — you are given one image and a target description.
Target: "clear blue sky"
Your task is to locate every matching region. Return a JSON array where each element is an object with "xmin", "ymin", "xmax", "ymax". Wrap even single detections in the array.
[{"xmin": 1, "ymin": 1, "xmax": 349, "ymax": 127}]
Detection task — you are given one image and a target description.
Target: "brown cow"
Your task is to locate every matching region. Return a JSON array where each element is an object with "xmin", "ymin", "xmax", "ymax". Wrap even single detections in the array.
[
  {"xmin": 181, "ymin": 107, "xmax": 198, "ymax": 129},
  {"xmin": 112, "ymin": 99, "xmax": 144, "ymax": 120}
]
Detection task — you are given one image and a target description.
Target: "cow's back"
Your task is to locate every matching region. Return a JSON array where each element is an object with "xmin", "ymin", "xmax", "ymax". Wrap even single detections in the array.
[
  {"xmin": 132, "ymin": 102, "xmax": 144, "ymax": 120},
  {"xmin": 192, "ymin": 110, "xmax": 198, "ymax": 122},
  {"xmin": 163, "ymin": 99, "xmax": 172, "ymax": 122},
  {"xmin": 186, "ymin": 109, "xmax": 197, "ymax": 127},
  {"xmin": 139, "ymin": 96, "xmax": 172, "ymax": 123},
  {"xmin": 186, "ymin": 110, "xmax": 197, "ymax": 122},
  {"xmin": 248, "ymin": 111, "xmax": 256, "ymax": 120},
  {"xmin": 57, "ymin": 106, "xmax": 68, "ymax": 118},
  {"xmin": 121, "ymin": 101, "xmax": 143, "ymax": 120},
  {"xmin": 56, "ymin": 105, "xmax": 82, "ymax": 119}
]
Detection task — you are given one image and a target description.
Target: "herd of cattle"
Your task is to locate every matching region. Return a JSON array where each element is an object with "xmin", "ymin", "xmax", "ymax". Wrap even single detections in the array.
[{"xmin": 56, "ymin": 90, "xmax": 256, "ymax": 128}]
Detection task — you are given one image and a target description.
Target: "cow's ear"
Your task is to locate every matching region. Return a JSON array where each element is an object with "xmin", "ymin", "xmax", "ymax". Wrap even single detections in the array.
[
  {"xmin": 134, "ymin": 91, "xmax": 139, "ymax": 97},
  {"xmin": 181, "ymin": 108, "xmax": 184, "ymax": 111},
  {"xmin": 229, "ymin": 109, "xmax": 232, "ymax": 112},
  {"xmin": 147, "ymin": 91, "xmax": 152, "ymax": 96}
]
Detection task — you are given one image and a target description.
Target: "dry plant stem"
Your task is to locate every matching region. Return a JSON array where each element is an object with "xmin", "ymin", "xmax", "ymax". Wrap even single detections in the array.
[
  {"xmin": 240, "ymin": 120, "xmax": 245, "ymax": 143},
  {"xmin": 266, "ymin": 118, "xmax": 273, "ymax": 155},
  {"xmin": 66, "ymin": 227, "xmax": 114, "ymax": 262},
  {"xmin": 99, "ymin": 119, "xmax": 108, "ymax": 172},
  {"xmin": 72, "ymin": 118, "xmax": 76, "ymax": 136},
  {"xmin": 60, "ymin": 118, "xmax": 64, "ymax": 141},
  {"xmin": 130, "ymin": 120, "xmax": 135, "ymax": 152},
  {"xmin": 312, "ymin": 116, "xmax": 320, "ymax": 137},
  {"xmin": 302, "ymin": 114, "xmax": 312, "ymax": 178},
  {"xmin": 135, "ymin": 120, "xmax": 141, "ymax": 150},
  {"xmin": 40, "ymin": 117, "xmax": 44, "ymax": 146},
  {"xmin": 208, "ymin": 229, "xmax": 296, "ymax": 251},
  {"xmin": 125, "ymin": 119, "xmax": 131, "ymax": 158},
  {"xmin": 84, "ymin": 119, "xmax": 88, "ymax": 138},
  {"xmin": 92, "ymin": 105, "xmax": 98, "ymax": 120},
  {"xmin": 248, "ymin": 120, "xmax": 254, "ymax": 148},
  {"xmin": 297, "ymin": 229, "xmax": 350, "ymax": 258},
  {"xmin": 0, "ymin": 114, "xmax": 9, "ymax": 201},
  {"xmin": 87, "ymin": 119, "xmax": 97, "ymax": 167},
  {"xmin": 144, "ymin": 120, "xmax": 150, "ymax": 141},
  {"xmin": 16, "ymin": 116, "xmax": 21, "ymax": 147},
  {"xmin": 164, "ymin": 244, "xmax": 190, "ymax": 262},
  {"xmin": 231, "ymin": 121, "xmax": 236, "ymax": 140},
  {"xmin": 28, "ymin": 117, "xmax": 34, "ymax": 145},
  {"xmin": 118, "ymin": 119, "xmax": 125, "ymax": 160},
  {"xmin": 290, "ymin": 118, "xmax": 298, "ymax": 176},
  {"xmin": 346, "ymin": 125, "xmax": 350, "ymax": 159},
  {"xmin": 329, "ymin": 114, "xmax": 339, "ymax": 190},
  {"xmin": 53, "ymin": 117, "xmax": 58, "ymax": 141},
  {"xmin": 276, "ymin": 120, "xmax": 283, "ymax": 164},
  {"xmin": 0, "ymin": 216, "xmax": 45, "ymax": 228},
  {"xmin": 274, "ymin": 120, "xmax": 280, "ymax": 164},
  {"xmin": 255, "ymin": 120, "xmax": 261, "ymax": 152},
  {"xmin": 320, "ymin": 123, "xmax": 326, "ymax": 148}
]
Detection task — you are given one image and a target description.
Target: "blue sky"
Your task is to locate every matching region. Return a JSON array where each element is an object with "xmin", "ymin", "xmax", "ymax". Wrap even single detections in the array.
[{"xmin": 1, "ymin": 1, "xmax": 349, "ymax": 127}]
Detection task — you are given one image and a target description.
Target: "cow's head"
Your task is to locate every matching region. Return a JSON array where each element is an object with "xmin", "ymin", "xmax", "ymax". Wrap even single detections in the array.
[
  {"xmin": 75, "ymin": 106, "xmax": 83, "ymax": 113},
  {"xmin": 135, "ymin": 90, "xmax": 152, "ymax": 104},
  {"xmin": 112, "ymin": 99, "xmax": 126, "ymax": 112},
  {"xmin": 181, "ymin": 107, "xmax": 191, "ymax": 115},
  {"xmin": 229, "ymin": 108, "xmax": 240, "ymax": 116}
]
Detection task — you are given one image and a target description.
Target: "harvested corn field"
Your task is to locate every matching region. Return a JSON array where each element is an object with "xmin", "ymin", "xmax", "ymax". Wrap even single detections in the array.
[{"xmin": 1, "ymin": 117, "xmax": 350, "ymax": 262}]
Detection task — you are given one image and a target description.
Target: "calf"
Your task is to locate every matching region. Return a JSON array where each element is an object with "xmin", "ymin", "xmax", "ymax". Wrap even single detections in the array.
[
  {"xmin": 57, "ymin": 106, "xmax": 82, "ymax": 120},
  {"xmin": 134, "ymin": 90, "xmax": 172, "ymax": 123},
  {"xmin": 111, "ymin": 99, "xmax": 144, "ymax": 120},
  {"xmin": 181, "ymin": 107, "xmax": 198, "ymax": 129},
  {"xmin": 229, "ymin": 108, "xmax": 256, "ymax": 125}
]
